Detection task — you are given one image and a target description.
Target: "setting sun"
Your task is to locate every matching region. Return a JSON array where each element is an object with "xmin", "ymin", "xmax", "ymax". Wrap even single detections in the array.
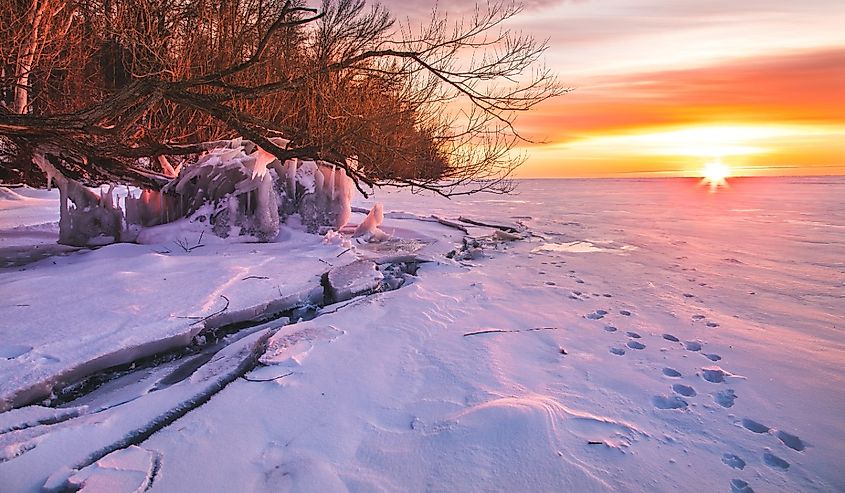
[{"xmin": 700, "ymin": 160, "xmax": 731, "ymax": 190}]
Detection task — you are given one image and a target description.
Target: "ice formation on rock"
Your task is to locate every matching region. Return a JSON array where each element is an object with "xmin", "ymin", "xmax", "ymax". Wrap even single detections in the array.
[
  {"xmin": 32, "ymin": 154, "xmax": 124, "ymax": 246},
  {"xmin": 36, "ymin": 138, "xmax": 358, "ymax": 244}
]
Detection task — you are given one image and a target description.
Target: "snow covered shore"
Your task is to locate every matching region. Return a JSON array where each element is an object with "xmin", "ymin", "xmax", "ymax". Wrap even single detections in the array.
[{"xmin": 1, "ymin": 177, "xmax": 844, "ymax": 492}]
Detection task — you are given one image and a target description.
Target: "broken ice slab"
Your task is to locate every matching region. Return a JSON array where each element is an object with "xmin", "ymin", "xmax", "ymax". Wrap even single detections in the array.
[
  {"xmin": 0, "ymin": 239, "xmax": 351, "ymax": 412},
  {"xmin": 0, "ymin": 328, "xmax": 274, "ymax": 493},
  {"xmin": 324, "ymin": 260, "xmax": 384, "ymax": 303},
  {"xmin": 61, "ymin": 446, "xmax": 159, "ymax": 493}
]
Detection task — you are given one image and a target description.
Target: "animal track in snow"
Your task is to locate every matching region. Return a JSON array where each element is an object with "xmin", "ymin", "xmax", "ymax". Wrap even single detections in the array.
[
  {"xmin": 683, "ymin": 293, "xmax": 695, "ymax": 298},
  {"xmin": 684, "ymin": 341, "xmax": 702, "ymax": 352},
  {"xmin": 626, "ymin": 331, "xmax": 641, "ymax": 339},
  {"xmin": 714, "ymin": 389, "xmax": 737, "ymax": 408},
  {"xmin": 776, "ymin": 430, "xmax": 806, "ymax": 451},
  {"xmin": 706, "ymin": 321, "xmax": 720, "ymax": 328},
  {"xmin": 763, "ymin": 451, "xmax": 790, "ymax": 470},
  {"xmin": 692, "ymin": 314, "xmax": 706, "ymax": 321},
  {"xmin": 619, "ymin": 310, "xmax": 632, "ymax": 316},
  {"xmin": 741, "ymin": 418, "xmax": 770, "ymax": 434},
  {"xmin": 721, "ymin": 453, "xmax": 746, "ymax": 470},
  {"xmin": 662, "ymin": 334, "xmax": 680, "ymax": 342},
  {"xmin": 663, "ymin": 368, "xmax": 682, "ymax": 378},
  {"xmin": 703, "ymin": 353, "xmax": 722, "ymax": 361},
  {"xmin": 626, "ymin": 341, "xmax": 645, "ymax": 350},
  {"xmin": 610, "ymin": 347, "xmax": 625, "ymax": 356},
  {"xmin": 701, "ymin": 366, "xmax": 738, "ymax": 383},
  {"xmin": 604, "ymin": 325, "xmax": 618, "ymax": 332},
  {"xmin": 672, "ymin": 384, "xmax": 696, "ymax": 397},
  {"xmin": 585, "ymin": 311, "xmax": 605, "ymax": 320},
  {"xmin": 653, "ymin": 395, "xmax": 688, "ymax": 410},
  {"xmin": 730, "ymin": 479, "xmax": 754, "ymax": 493}
]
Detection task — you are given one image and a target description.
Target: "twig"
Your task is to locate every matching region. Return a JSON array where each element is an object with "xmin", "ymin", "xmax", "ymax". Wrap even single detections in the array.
[
  {"xmin": 463, "ymin": 329, "xmax": 516, "ymax": 337},
  {"xmin": 242, "ymin": 371, "xmax": 294, "ymax": 383},
  {"xmin": 318, "ymin": 258, "xmax": 333, "ymax": 266},
  {"xmin": 337, "ymin": 248, "xmax": 352, "ymax": 258},
  {"xmin": 463, "ymin": 327, "xmax": 559, "ymax": 337},
  {"xmin": 587, "ymin": 441, "xmax": 604, "ymax": 445},
  {"xmin": 241, "ymin": 275, "xmax": 270, "ymax": 280},
  {"xmin": 176, "ymin": 295, "xmax": 230, "ymax": 321}
]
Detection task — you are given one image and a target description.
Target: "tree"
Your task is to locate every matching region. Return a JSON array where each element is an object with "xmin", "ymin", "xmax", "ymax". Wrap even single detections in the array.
[{"xmin": 1, "ymin": 0, "xmax": 563, "ymax": 196}]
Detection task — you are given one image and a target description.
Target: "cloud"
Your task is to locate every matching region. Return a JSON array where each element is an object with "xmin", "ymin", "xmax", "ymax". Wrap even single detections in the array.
[{"xmin": 517, "ymin": 47, "xmax": 845, "ymax": 142}]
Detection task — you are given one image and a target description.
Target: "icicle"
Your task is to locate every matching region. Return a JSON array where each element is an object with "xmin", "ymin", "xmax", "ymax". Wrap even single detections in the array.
[
  {"xmin": 329, "ymin": 164, "xmax": 337, "ymax": 202},
  {"xmin": 285, "ymin": 158, "xmax": 298, "ymax": 202},
  {"xmin": 314, "ymin": 164, "xmax": 324, "ymax": 197}
]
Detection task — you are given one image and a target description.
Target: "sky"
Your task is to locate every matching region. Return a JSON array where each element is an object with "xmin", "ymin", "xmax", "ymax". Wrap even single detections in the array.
[{"xmin": 383, "ymin": 0, "xmax": 845, "ymax": 178}]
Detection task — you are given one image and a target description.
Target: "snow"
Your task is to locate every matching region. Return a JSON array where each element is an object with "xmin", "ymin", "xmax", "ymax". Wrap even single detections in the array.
[{"xmin": 1, "ymin": 177, "xmax": 844, "ymax": 492}]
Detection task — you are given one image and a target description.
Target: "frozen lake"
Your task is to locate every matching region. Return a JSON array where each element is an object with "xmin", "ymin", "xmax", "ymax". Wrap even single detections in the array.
[{"xmin": 1, "ymin": 176, "xmax": 843, "ymax": 492}]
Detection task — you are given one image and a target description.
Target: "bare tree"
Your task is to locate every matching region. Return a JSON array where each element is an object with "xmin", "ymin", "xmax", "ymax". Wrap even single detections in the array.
[{"xmin": 0, "ymin": 0, "xmax": 564, "ymax": 195}]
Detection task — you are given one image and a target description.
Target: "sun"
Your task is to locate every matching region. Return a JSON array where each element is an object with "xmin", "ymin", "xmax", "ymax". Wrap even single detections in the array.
[{"xmin": 700, "ymin": 160, "xmax": 731, "ymax": 191}]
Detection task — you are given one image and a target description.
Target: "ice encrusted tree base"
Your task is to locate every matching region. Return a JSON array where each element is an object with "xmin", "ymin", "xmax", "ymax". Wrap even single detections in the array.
[{"xmin": 36, "ymin": 139, "xmax": 356, "ymax": 246}]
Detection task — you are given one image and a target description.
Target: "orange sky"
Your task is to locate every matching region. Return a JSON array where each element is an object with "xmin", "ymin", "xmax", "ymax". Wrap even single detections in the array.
[{"xmin": 387, "ymin": 0, "xmax": 845, "ymax": 177}]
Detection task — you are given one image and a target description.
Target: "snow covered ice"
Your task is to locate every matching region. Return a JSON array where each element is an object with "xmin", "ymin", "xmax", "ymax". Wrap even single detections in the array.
[{"xmin": 1, "ymin": 177, "xmax": 844, "ymax": 492}]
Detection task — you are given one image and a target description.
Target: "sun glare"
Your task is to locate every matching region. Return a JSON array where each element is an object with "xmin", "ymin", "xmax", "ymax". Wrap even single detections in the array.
[{"xmin": 700, "ymin": 160, "xmax": 731, "ymax": 191}]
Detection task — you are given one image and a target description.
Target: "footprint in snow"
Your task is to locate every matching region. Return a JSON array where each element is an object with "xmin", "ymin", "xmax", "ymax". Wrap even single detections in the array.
[
  {"xmin": 604, "ymin": 325, "xmax": 618, "ymax": 332},
  {"xmin": 730, "ymin": 479, "xmax": 754, "ymax": 493},
  {"xmin": 701, "ymin": 366, "xmax": 737, "ymax": 383},
  {"xmin": 626, "ymin": 331, "xmax": 641, "ymax": 339},
  {"xmin": 672, "ymin": 384, "xmax": 696, "ymax": 397},
  {"xmin": 703, "ymin": 353, "xmax": 722, "ymax": 361},
  {"xmin": 763, "ymin": 451, "xmax": 790, "ymax": 470},
  {"xmin": 585, "ymin": 311, "xmax": 605, "ymax": 320},
  {"xmin": 714, "ymin": 389, "xmax": 737, "ymax": 408},
  {"xmin": 692, "ymin": 314, "xmax": 706, "ymax": 321},
  {"xmin": 653, "ymin": 395, "xmax": 688, "ymax": 410},
  {"xmin": 721, "ymin": 453, "xmax": 746, "ymax": 470},
  {"xmin": 741, "ymin": 418, "xmax": 770, "ymax": 434},
  {"xmin": 663, "ymin": 368, "xmax": 682, "ymax": 378},
  {"xmin": 619, "ymin": 310, "xmax": 632, "ymax": 316},
  {"xmin": 609, "ymin": 347, "xmax": 625, "ymax": 356},
  {"xmin": 776, "ymin": 430, "xmax": 806, "ymax": 451},
  {"xmin": 662, "ymin": 334, "xmax": 680, "ymax": 342},
  {"xmin": 0, "ymin": 344, "xmax": 33, "ymax": 360},
  {"xmin": 706, "ymin": 321, "xmax": 720, "ymax": 328},
  {"xmin": 626, "ymin": 341, "xmax": 646, "ymax": 350},
  {"xmin": 684, "ymin": 341, "xmax": 702, "ymax": 352},
  {"xmin": 683, "ymin": 293, "xmax": 695, "ymax": 298}
]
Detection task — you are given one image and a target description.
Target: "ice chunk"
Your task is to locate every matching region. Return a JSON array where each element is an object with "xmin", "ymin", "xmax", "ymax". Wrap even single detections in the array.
[
  {"xmin": 354, "ymin": 203, "xmax": 386, "ymax": 241},
  {"xmin": 65, "ymin": 446, "xmax": 157, "ymax": 493},
  {"xmin": 325, "ymin": 260, "xmax": 384, "ymax": 302}
]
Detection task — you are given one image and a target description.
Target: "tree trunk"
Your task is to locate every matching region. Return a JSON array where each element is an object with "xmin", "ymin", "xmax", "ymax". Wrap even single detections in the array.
[{"xmin": 13, "ymin": 0, "xmax": 48, "ymax": 114}]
